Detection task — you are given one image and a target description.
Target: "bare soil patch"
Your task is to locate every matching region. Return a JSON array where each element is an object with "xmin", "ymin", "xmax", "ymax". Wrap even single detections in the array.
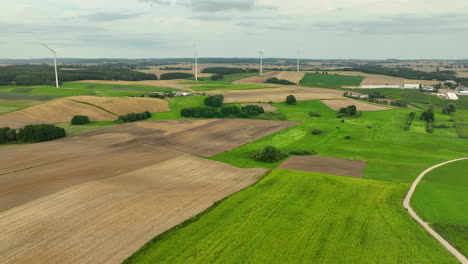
[
  {"xmin": 0, "ymin": 154, "xmax": 266, "ymax": 264},
  {"xmin": 279, "ymin": 156, "xmax": 367, "ymax": 178},
  {"xmin": 71, "ymin": 96, "xmax": 169, "ymax": 115},
  {"xmin": 0, "ymin": 118, "xmax": 298, "ymax": 263},
  {"xmin": 320, "ymin": 99, "xmax": 391, "ymax": 111},
  {"xmin": 241, "ymin": 103, "xmax": 277, "ymax": 111}
]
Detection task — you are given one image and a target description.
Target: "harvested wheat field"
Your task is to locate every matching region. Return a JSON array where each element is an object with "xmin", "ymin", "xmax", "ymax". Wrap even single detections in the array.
[
  {"xmin": 276, "ymin": 71, "xmax": 305, "ymax": 84},
  {"xmin": 320, "ymin": 99, "xmax": 391, "ymax": 111},
  {"xmin": 76, "ymin": 80, "xmax": 191, "ymax": 90},
  {"xmin": 71, "ymin": 96, "xmax": 169, "ymax": 115},
  {"xmin": 241, "ymin": 103, "xmax": 277, "ymax": 111},
  {"xmin": 4, "ymin": 98, "xmax": 115, "ymax": 122},
  {"xmin": 0, "ymin": 116, "xmax": 46, "ymax": 128},
  {"xmin": 208, "ymin": 86, "xmax": 343, "ymax": 103},
  {"xmin": 3, "ymin": 96, "xmax": 169, "ymax": 123},
  {"xmin": 0, "ymin": 118, "xmax": 298, "ymax": 264},
  {"xmin": 0, "ymin": 153, "xmax": 266, "ymax": 264},
  {"xmin": 279, "ymin": 156, "xmax": 367, "ymax": 178}
]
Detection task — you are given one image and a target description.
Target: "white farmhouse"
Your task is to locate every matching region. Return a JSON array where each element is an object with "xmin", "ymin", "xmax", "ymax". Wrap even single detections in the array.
[{"xmin": 403, "ymin": 84, "xmax": 420, "ymax": 89}]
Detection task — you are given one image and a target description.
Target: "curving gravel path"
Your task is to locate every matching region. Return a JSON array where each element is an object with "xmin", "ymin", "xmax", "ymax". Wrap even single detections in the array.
[{"xmin": 403, "ymin": 157, "xmax": 468, "ymax": 264}]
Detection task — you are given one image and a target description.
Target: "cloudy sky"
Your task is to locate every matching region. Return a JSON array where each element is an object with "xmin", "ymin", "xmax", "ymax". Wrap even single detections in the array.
[{"xmin": 2, "ymin": 0, "xmax": 468, "ymax": 59}]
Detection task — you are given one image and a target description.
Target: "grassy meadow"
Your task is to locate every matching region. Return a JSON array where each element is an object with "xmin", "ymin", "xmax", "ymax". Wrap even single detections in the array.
[
  {"xmin": 124, "ymin": 169, "xmax": 457, "ymax": 264},
  {"xmin": 412, "ymin": 159, "xmax": 468, "ymax": 255},
  {"xmin": 299, "ymin": 73, "xmax": 365, "ymax": 89},
  {"xmin": 211, "ymin": 100, "xmax": 468, "ymax": 182}
]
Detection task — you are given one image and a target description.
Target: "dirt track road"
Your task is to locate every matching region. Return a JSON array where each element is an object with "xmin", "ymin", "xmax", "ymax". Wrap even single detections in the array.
[{"xmin": 403, "ymin": 157, "xmax": 468, "ymax": 264}]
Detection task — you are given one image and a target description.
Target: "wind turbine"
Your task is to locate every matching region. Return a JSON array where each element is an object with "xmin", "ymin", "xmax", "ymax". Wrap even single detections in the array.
[
  {"xmin": 297, "ymin": 50, "xmax": 301, "ymax": 72},
  {"xmin": 40, "ymin": 43, "xmax": 59, "ymax": 88},
  {"xmin": 193, "ymin": 42, "xmax": 198, "ymax": 81},
  {"xmin": 258, "ymin": 50, "xmax": 264, "ymax": 76}
]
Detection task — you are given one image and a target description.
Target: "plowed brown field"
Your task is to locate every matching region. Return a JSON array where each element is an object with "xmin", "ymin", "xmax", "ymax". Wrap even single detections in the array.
[{"xmin": 0, "ymin": 119, "xmax": 295, "ymax": 264}]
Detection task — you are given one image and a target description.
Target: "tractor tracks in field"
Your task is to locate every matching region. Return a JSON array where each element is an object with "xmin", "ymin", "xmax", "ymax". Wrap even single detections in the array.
[{"xmin": 403, "ymin": 157, "xmax": 468, "ymax": 264}]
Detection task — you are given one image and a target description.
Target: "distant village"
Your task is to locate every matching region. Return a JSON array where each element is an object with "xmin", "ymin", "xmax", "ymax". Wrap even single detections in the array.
[{"xmin": 359, "ymin": 81, "xmax": 468, "ymax": 101}]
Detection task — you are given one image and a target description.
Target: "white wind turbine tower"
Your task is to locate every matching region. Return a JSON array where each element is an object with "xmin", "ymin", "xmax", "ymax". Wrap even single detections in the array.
[
  {"xmin": 258, "ymin": 50, "xmax": 264, "ymax": 76},
  {"xmin": 40, "ymin": 43, "xmax": 59, "ymax": 88},
  {"xmin": 193, "ymin": 42, "xmax": 198, "ymax": 81},
  {"xmin": 297, "ymin": 50, "xmax": 301, "ymax": 72}
]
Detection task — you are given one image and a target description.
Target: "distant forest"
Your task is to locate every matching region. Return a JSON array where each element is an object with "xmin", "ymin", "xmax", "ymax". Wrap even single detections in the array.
[
  {"xmin": 0, "ymin": 65, "xmax": 157, "ymax": 86},
  {"xmin": 346, "ymin": 66, "xmax": 456, "ymax": 81}
]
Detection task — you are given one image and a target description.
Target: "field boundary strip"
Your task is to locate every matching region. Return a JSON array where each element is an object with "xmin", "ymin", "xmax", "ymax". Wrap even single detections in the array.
[
  {"xmin": 403, "ymin": 157, "xmax": 468, "ymax": 264},
  {"xmin": 68, "ymin": 99, "xmax": 117, "ymax": 116}
]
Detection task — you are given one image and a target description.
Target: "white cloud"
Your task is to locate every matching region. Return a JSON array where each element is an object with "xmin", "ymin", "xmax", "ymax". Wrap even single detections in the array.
[{"xmin": 1, "ymin": 0, "xmax": 468, "ymax": 59}]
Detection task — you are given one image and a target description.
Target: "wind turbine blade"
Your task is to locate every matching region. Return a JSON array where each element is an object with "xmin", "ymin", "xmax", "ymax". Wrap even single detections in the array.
[{"xmin": 40, "ymin": 43, "xmax": 55, "ymax": 53}]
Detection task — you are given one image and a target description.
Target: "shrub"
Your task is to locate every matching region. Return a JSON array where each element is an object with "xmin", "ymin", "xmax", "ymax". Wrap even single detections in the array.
[
  {"xmin": 252, "ymin": 146, "xmax": 287, "ymax": 162},
  {"xmin": 256, "ymin": 112, "xmax": 286, "ymax": 120},
  {"xmin": 285, "ymin": 95, "xmax": 297, "ymax": 105},
  {"xmin": 18, "ymin": 124, "xmax": 66, "ymax": 143},
  {"xmin": 390, "ymin": 100, "xmax": 408, "ymax": 107},
  {"xmin": 221, "ymin": 105, "xmax": 240, "ymax": 117},
  {"xmin": 404, "ymin": 112, "xmax": 416, "ymax": 130},
  {"xmin": 266, "ymin": 78, "xmax": 295, "ymax": 85},
  {"xmin": 338, "ymin": 105, "xmax": 357, "ymax": 117},
  {"xmin": 309, "ymin": 112, "xmax": 321, "ymax": 117},
  {"xmin": 118, "ymin": 111, "xmax": 151, "ymax": 123},
  {"xmin": 426, "ymin": 122, "xmax": 434, "ymax": 133},
  {"xmin": 311, "ymin": 129, "xmax": 324, "ymax": 135},
  {"xmin": 0, "ymin": 127, "xmax": 11, "ymax": 144},
  {"xmin": 420, "ymin": 111, "xmax": 435, "ymax": 122},
  {"xmin": 442, "ymin": 103, "xmax": 456, "ymax": 114},
  {"xmin": 148, "ymin": 93, "xmax": 165, "ymax": 99},
  {"xmin": 434, "ymin": 124, "xmax": 451, "ymax": 128},
  {"xmin": 236, "ymin": 112, "xmax": 250, "ymax": 119},
  {"xmin": 344, "ymin": 135, "xmax": 352, "ymax": 139},
  {"xmin": 204, "ymin": 95, "xmax": 224, "ymax": 107},
  {"xmin": 71, "ymin": 115, "xmax": 90, "ymax": 125},
  {"xmin": 159, "ymin": 72, "xmax": 194, "ymax": 80},
  {"xmin": 241, "ymin": 105, "xmax": 264, "ymax": 117},
  {"xmin": 289, "ymin": 150, "xmax": 317, "ymax": 156},
  {"xmin": 180, "ymin": 107, "xmax": 221, "ymax": 118},
  {"xmin": 211, "ymin": 74, "xmax": 224, "ymax": 81}
]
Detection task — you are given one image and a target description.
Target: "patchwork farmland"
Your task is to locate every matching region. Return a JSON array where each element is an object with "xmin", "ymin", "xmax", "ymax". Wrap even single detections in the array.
[{"xmin": 0, "ymin": 61, "xmax": 467, "ymax": 264}]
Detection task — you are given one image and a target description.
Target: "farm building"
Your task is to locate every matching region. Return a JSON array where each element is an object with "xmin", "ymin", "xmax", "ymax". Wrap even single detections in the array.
[
  {"xmin": 404, "ymin": 84, "xmax": 420, "ymax": 89},
  {"xmin": 360, "ymin": 85, "xmax": 402, "ymax": 89},
  {"xmin": 459, "ymin": 91, "xmax": 468, "ymax": 96},
  {"xmin": 447, "ymin": 93, "xmax": 459, "ymax": 100}
]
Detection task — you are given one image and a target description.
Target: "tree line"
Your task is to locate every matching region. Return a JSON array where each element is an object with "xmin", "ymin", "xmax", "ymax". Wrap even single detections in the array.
[
  {"xmin": 0, "ymin": 124, "xmax": 66, "ymax": 144},
  {"xmin": 0, "ymin": 65, "xmax": 157, "ymax": 86}
]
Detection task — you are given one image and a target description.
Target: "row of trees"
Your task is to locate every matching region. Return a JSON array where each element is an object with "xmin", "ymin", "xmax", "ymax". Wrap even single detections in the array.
[
  {"xmin": 118, "ymin": 111, "xmax": 152, "ymax": 123},
  {"xmin": 404, "ymin": 112, "xmax": 416, "ymax": 130},
  {"xmin": 180, "ymin": 104, "xmax": 265, "ymax": 119},
  {"xmin": 347, "ymin": 65, "xmax": 456, "ymax": 81},
  {"xmin": 201, "ymin": 67, "xmax": 258, "ymax": 75},
  {"xmin": 0, "ymin": 65, "xmax": 157, "ymax": 86},
  {"xmin": 204, "ymin": 95, "xmax": 224, "ymax": 107},
  {"xmin": 159, "ymin": 72, "xmax": 194, "ymax": 80},
  {"xmin": 0, "ymin": 124, "xmax": 66, "ymax": 144},
  {"xmin": 265, "ymin": 78, "xmax": 296, "ymax": 85}
]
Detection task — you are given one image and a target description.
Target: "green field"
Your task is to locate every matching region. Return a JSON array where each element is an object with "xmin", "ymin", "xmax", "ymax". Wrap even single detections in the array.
[
  {"xmin": 412, "ymin": 159, "xmax": 468, "ymax": 255},
  {"xmin": 124, "ymin": 169, "xmax": 456, "ymax": 264},
  {"xmin": 183, "ymin": 72, "xmax": 259, "ymax": 85},
  {"xmin": 211, "ymin": 100, "xmax": 467, "ymax": 182},
  {"xmin": 190, "ymin": 84, "xmax": 272, "ymax": 91},
  {"xmin": 299, "ymin": 73, "xmax": 364, "ymax": 89},
  {"xmin": 57, "ymin": 121, "xmax": 118, "ymax": 136}
]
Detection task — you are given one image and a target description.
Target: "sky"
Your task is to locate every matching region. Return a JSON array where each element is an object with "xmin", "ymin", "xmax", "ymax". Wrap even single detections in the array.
[{"xmin": 2, "ymin": 0, "xmax": 468, "ymax": 59}]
